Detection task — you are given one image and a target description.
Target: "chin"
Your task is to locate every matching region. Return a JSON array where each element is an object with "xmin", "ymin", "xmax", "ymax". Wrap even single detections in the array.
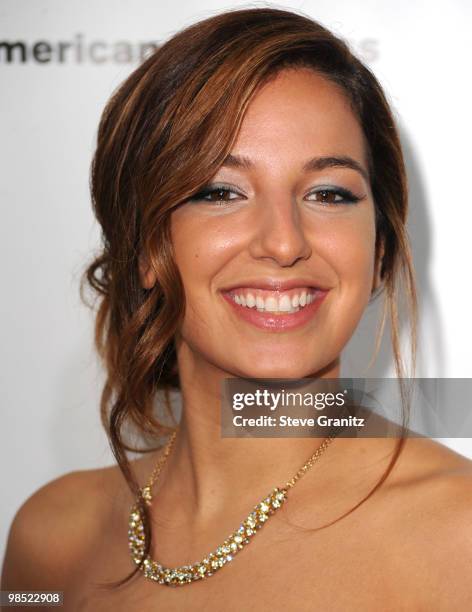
[{"xmin": 232, "ymin": 356, "xmax": 328, "ymax": 380}]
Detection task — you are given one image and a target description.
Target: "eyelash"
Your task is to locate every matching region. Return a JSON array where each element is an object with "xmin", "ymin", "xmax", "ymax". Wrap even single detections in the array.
[{"xmin": 188, "ymin": 184, "xmax": 361, "ymax": 206}]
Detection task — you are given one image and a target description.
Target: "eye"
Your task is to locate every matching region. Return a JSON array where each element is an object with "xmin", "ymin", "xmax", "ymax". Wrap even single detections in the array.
[
  {"xmin": 187, "ymin": 184, "xmax": 362, "ymax": 206},
  {"xmin": 305, "ymin": 186, "xmax": 362, "ymax": 206},
  {"xmin": 188, "ymin": 184, "xmax": 243, "ymax": 204}
]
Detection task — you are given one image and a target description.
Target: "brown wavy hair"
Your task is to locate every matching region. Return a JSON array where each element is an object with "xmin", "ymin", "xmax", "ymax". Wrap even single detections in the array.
[{"xmin": 81, "ymin": 7, "xmax": 417, "ymax": 588}]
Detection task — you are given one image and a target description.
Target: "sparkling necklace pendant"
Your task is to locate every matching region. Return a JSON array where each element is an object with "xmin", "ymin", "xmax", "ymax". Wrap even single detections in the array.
[
  {"xmin": 128, "ymin": 430, "xmax": 333, "ymax": 587},
  {"xmin": 128, "ymin": 486, "xmax": 288, "ymax": 586}
]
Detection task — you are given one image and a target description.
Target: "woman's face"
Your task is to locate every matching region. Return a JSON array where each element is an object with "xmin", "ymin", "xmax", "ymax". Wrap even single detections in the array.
[{"xmin": 169, "ymin": 68, "xmax": 377, "ymax": 379}]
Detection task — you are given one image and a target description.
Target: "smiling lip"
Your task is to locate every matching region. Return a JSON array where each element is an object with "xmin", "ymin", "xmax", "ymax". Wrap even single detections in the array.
[
  {"xmin": 221, "ymin": 278, "xmax": 329, "ymax": 292},
  {"xmin": 220, "ymin": 278, "xmax": 329, "ymax": 332}
]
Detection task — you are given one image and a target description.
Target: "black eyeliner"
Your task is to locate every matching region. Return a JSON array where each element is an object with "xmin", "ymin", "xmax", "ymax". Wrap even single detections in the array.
[
  {"xmin": 188, "ymin": 184, "xmax": 363, "ymax": 204},
  {"xmin": 188, "ymin": 183, "xmax": 240, "ymax": 201},
  {"xmin": 308, "ymin": 185, "xmax": 363, "ymax": 204}
]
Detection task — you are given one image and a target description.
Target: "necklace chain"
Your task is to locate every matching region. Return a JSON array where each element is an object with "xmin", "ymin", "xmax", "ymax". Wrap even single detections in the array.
[{"xmin": 128, "ymin": 428, "xmax": 334, "ymax": 587}]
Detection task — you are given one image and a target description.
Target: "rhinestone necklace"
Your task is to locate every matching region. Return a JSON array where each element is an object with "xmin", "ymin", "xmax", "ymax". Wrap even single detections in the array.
[{"xmin": 128, "ymin": 429, "xmax": 333, "ymax": 587}]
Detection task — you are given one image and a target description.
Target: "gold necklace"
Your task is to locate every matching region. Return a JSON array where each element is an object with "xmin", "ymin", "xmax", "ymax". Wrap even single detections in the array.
[{"xmin": 128, "ymin": 429, "xmax": 333, "ymax": 587}]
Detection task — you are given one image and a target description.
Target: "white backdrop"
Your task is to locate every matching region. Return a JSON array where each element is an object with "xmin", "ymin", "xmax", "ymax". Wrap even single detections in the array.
[{"xmin": 1, "ymin": 0, "xmax": 472, "ymax": 560}]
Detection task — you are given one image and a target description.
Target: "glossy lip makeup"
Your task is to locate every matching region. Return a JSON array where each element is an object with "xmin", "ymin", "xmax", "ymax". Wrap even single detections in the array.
[{"xmin": 220, "ymin": 279, "xmax": 329, "ymax": 331}]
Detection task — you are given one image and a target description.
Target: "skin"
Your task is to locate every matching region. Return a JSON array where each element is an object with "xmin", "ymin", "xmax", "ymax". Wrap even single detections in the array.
[
  {"xmin": 3, "ymin": 68, "xmax": 472, "ymax": 611},
  {"xmin": 147, "ymin": 68, "xmax": 378, "ymax": 382},
  {"xmin": 137, "ymin": 66, "xmax": 382, "ymax": 516}
]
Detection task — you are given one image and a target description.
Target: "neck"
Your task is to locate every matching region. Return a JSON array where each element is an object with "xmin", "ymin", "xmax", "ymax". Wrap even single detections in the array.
[{"xmin": 155, "ymin": 346, "xmax": 356, "ymax": 522}]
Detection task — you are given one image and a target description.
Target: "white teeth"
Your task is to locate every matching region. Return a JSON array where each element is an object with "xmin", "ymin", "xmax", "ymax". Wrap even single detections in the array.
[
  {"xmin": 231, "ymin": 288, "xmax": 319, "ymax": 314},
  {"xmin": 265, "ymin": 296, "xmax": 278, "ymax": 312},
  {"xmin": 279, "ymin": 295, "xmax": 292, "ymax": 312},
  {"xmin": 246, "ymin": 293, "xmax": 256, "ymax": 308}
]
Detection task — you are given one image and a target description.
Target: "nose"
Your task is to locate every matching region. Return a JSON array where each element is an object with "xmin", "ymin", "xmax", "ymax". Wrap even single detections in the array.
[{"xmin": 248, "ymin": 196, "xmax": 312, "ymax": 267}]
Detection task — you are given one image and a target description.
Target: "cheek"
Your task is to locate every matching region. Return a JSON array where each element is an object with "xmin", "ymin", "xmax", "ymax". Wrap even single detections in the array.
[
  {"xmin": 311, "ymin": 210, "xmax": 376, "ymax": 340},
  {"xmin": 331, "ymin": 221, "xmax": 374, "ymax": 291},
  {"xmin": 310, "ymin": 206, "xmax": 376, "ymax": 283},
  {"xmin": 170, "ymin": 210, "xmax": 240, "ymax": 338},
  {"xmin": 171, "ymin": 211, "xmax": 239, "ymax": 285}
]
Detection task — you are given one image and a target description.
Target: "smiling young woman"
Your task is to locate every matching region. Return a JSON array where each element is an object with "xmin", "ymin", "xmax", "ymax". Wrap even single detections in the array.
[{"xmin": 3, "ymin": 7, "xmax": 472, "ymax": 611}]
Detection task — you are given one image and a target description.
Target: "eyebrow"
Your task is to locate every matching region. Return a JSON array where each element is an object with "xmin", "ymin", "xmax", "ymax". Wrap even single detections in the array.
[{"xmin": 222, "ymin": 153, "xmax": 369, "ymax": 182}]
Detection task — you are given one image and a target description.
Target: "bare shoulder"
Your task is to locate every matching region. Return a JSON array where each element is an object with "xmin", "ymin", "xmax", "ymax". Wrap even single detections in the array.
[
  {"xmin": 1, "ymin": 453, "xmax": 156, "ymax": 591},
  {"xmin": 1, "ymin": 467, "xmax": 113, "ymax": 591},
  {"xmin": 384, "ymin": 437, "xmax": 472, "ymax": 606},
  {"xmin": 391, "ymin": 435, "xmax": 472, "ymax": 500}
]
